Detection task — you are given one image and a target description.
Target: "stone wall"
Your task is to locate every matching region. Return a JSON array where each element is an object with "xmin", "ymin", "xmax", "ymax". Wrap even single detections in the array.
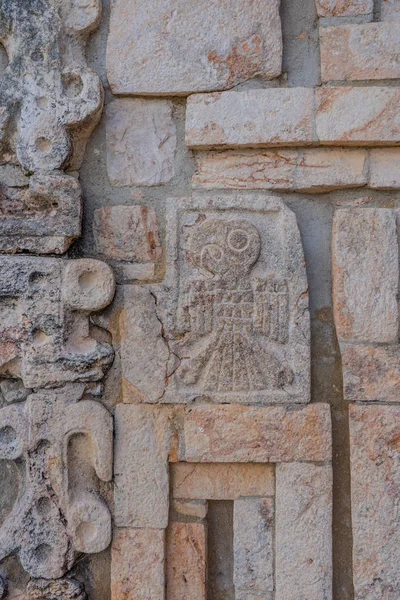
[{"xmin": 0, "ymin": 1, "xmax": 399, "ymax": 599}]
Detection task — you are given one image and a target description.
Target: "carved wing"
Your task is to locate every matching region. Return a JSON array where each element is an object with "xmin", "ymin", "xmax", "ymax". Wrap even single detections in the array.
[
  {"xmin": 253, "ymin": 279, "xmax": 289, "ymax": 343},
  {"xmin": 187, "ymin": 279, "xmax": 216, "ymax": 336}
]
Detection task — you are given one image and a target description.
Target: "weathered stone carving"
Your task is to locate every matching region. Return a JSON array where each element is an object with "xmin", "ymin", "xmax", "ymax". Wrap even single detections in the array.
[
  {"xmin": 0, "ymin": 256, "xmax": 115, "ymax": 388},
  {"xmin": 28, "ymin": 577, "xmax": 87, "ymax": 600}
]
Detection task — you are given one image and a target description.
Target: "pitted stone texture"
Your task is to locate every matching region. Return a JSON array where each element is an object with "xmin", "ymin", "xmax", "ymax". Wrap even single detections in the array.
[
  {"xmin": 155, "ymin": 194, "xmax": 310, "ymax": 405},
  {"xmin": 93, "ymin": 206, "xmax": 162, "ymax": 263},
  {"xmin": 107, "ymin": 0, "xmax": 282, "ymax": 95},
  {"xmin": 166, "ymin": 523, "xmax": 207, "ymax": 600},
  {"xmin": 275, "ymin": 463, "xmax": 333, "ymax": 600},
  {"xmin": 0, "ymin": 0, "xmax": 103, "ymax": 172},
  {"xmin": 193, "ymin": 148, "xmax": 367, "ymax": 192},
  {"xmin": 233, "ymin": 498, "xmax": 274, "ymax": 596},
  {"xmin": 315, "ymin": 0, "xmax": 373, "ymax": 16},
  {"xmin": 370, "ymin": 148, "xmax": 400, "ymax": 189},
  {"xmin": 0, "ymin": 385, "xmax": 113, "ymax": 578},
  {"xmin": 0, "ymin": 172, "xmax": 81, "ymax": 254},
  {"xmin": 350, "ymin": 404, "xmax": 400, "ymax": 600},
  {"xmin": 0, "ymin": 256, "xmax": 115, "ymax": 388},
  {"xmin": 381, "ymin": 0, "xmax": 400, "ymax": 20},
  {"xmin": 332, "ymin": 208, "xmax": 398, "ymax": 343},
  {"xmin": 111, "ymin": 528, "xmax": 165, "ymax": 600},
  {"xmin": 27, "ymin": 578, "xmax": 87, "ymax": 600},
  {"xmin": 182, "ymin": 404, "xmax": 332, "ymax": 463},
  {"xmin": 320, "ymin": 23, "xmax": 400, "ymax": 82},
  {"xmin": 342, "ymin": 344, "xmax": 400, "ymax": 402},
  {"xmin": 106, "ymin": 99, "xmax": 176, "ymax": 187}
]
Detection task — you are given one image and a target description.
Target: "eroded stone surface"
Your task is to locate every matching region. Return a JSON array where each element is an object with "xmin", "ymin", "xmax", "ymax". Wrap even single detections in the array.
[
  {"xmin": 350, "ymin": 404, "xmax": 400, "ymax": 600},
  {"xmin": 369, "ymin": 148, "xmax": 400, "ymax": 189},
  {"xmin": 315, "ymin": 0, "xmax": 373, "ymax": 16},
  {"xmin": 332, "ymin": 208, "xmax": 398, "ymax": 343},
  {"xmin": 275, "ymin": 463, "xmax": 333, "ymax": 600},
  {"xmin": 381, "ymin": 0, "xmax": 400, "ymax": 20},
  {"xmin": 320, "ymin": 23, "xmax": 400, "ymax": 82},
  {"xmin": 27, "ymin": 578, "xmax": 87, "ymax": 600},
  {"xmin": 106, "ymin": 99, "xmax": 176, "ymax": 187},
  {"xmin": 166, "ymin": 523, "xmax": 207, "ymax": 600},
  {"xmin": 107, "ymin": 0, "xmax": 282, "ymax": 95}
]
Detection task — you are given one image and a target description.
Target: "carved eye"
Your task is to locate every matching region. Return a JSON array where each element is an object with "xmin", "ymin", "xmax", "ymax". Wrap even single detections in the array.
[{"xmin": 227, "ymin": 229, "xmax": 250, "ymax": 252}]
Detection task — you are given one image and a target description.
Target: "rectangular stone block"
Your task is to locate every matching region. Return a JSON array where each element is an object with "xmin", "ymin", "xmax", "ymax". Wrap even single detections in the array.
[
  {"xmin": 114, "ymin": 405, "xmax": 171, "ymax": 528},
  {"xmin": 320, "ymin": 23, "xmax": 400, "ymax": 82},
  {"xmin": 182, "ymin": 404, "xmax": 332, "ymax": 463},
  {"xmin": 315, "ymin": 0, "xmax": 373, "ymax": 16},
  {"xmin": 106, "ymin": 99, "xmax": 176, "ymax": 186},
  {"xmin": 192, "ymin": 148, "xmax": 367, "ymax": 192},
  {"xmin": 185, "ymin": 89, "xmax": 314, "ymax": 148},
  {"xmin": 332, "ymin": 208, "xmax": 399, "ymax": 343},
  {"xmin": 342, "ymin": 344, "xmax": 400, "ymax": 402},
  {"xmin": 381, "ymin": 0, "xmax": 400, "ymax": 20},
  {"xmin": 171, "ymin": 463, "xmax": 274, "ymax": 500},
  {"xmin": 166, "ymin": 522, "xmax": 207, "ymax": 600},
  {"xmin": 369, "ymin": 148, "xmax": 400, "ymax": 189},
  {"xmin": 350, "ymin": 404, "xmax": 400, "ymax": 600},
  {"xmin": 233, "ymin": 498, "xmax": 274, "ymax": 595},
  {"xmin": 275, "ymin": 463, "xmax": 333, "ymax": 600},
  {"xmin": 111, "ymin": 528, "xmax": 165, "ymax": 600},
  {"xmin": 107, "ymin": 0, "xmax": 282, "ymax": 95}
]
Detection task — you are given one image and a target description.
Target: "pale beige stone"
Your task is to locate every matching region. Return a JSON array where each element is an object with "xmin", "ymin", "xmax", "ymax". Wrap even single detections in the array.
[
  {"xmin": 342, "ymin": 344, "xmax": 400, "ymax": 402},
  {"xmin": 166, "ymin": 523, "xmax": 207, "ymax": 600},
  {"xmin": 316, "ymin": 87, "xmax": 400, "ymax": 144},
  {"xmin": 185, "ymin": 89, "xmax": 314, "ymax": 148},
  {"xmin": 233, "ymin": 498, "xmax": 274, "ymax": 595},
  {"xmin": 275, "ymin": 463, "xmax": 333, "ymax": 600},
  {"xmin": 114, "ymin": 404, "xmax": 171, "ymax": 528},
  {"xmin": 93, "ymin": 206, "xmax": 162, "ymax": 262},
  {"xmin": 172, "ymin": 500, "xmax": 208, "ymax": 519},
  {"xmin": 369, "ymin": 148, "xmax": 400, "ymax": 189},
  {"xmin": 171, "ymin": 463, "xmax": 274, "ymax": 500},
  {"xmin": 111, "ymin": 528, "xmax": 165, "ymax": 600},
  {"xmin": 350, "ymin": 404, "xmax": 400, "ymax": 600},
  {"xmin": 182, "ymin": 404, "xmax": 332, "ymax": 463},
  {"xmin": 106, "ymin": 99, "xmax": 176, "ymax": 187},
  {"xmin": 381, "ymin": 0, "xmax": 400, "ymax": 20},
  {"xmin": 332, "ymin": 208, "xmax": 399, "ymax": 343},
  {"xmin": 315, "ymin": 0, "xmax": 373, "ymax": 16},
  {"xmin": 320, "ymin": 23, "xmax": 400, "ymax": 82},
  {"xmin": 295, "ymin": 148, "xmax": 367, "ymax": 191},
  {"xmin": 107, "ymin": 0, "xmax": 282, "ymax": 95}
]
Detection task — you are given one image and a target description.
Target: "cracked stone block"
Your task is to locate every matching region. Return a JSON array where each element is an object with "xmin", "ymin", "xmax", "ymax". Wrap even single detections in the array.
[
  {"xmin": 369, "ymin": 148, "xmax": 400, "ymax": 189},
  {"xmin": 0, "ymin": 256, "xmax": 115, "ymax": 388},
  {"xmin": 350, "ymin": 404, "xmax": 400, "ymax": 600},
  {"xmin": 320, "ymin": 23, "xmax": 400, "ymax": 82},
  {"xmin": 0, "ymin": 172, "xmax": 81, "ymax": 255},
  {"xmin": 166, "ymin": 522, "xmax": 207, "ymax": 600},
  {"xmin": 381, "ymin": 0, "xmax": 400, "ymax": 20},
  {"xmin": 106, "ymin": 0, "xmax": 282, "ymax": 95},
  {"xmin": 111, "ymin": 528, "xmax": 165, "ymax": 600},
  {"xmin": 275, "ymin": 463, "xmax": 333, "ymax": 600},
  {"xmin": 106, "ymin": 99, "xmax": 176, "ymax": 186},
  {"xmin": 315, "ymin": 0, "xmax": 373, "ymax": 16},
  {"xmin": 233, "ymin": 498, "xmax": 274, "ymax": 596},
  {"xmin": 93, "ymin": 206, "xmax": 162, "ymax": 262},
  {"xmin": 332, "ymin": 208, "xmax": 399, "ymax": 343}
]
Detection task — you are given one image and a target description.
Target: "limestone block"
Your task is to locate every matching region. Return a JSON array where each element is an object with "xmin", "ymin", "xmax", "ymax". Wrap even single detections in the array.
[
  {"xmin": 114, "ymin": 404, "xmax": 172, "ymax": 528},
  {"xmin": 111, "ymin": 528, "xmax": 165, "ymax": 600},
  {"xmin": 233, "ymin": 498, "xmax": 274, "ymax": 595},
  {"xmin": 156, "ymin": 194, "xmax": 310, "ymax": 405},
  {"xmin": 182, "ymin": 404, "xmax": 332, "ymax": 463},
  {"xmin": 166, "ymin": 523, "xmax": 207, "ymax": 600},
  {"xmin": 0, "ymin": 0, "xmax": 103, "ymax": 172},
  {"xmin": 193, "ymin": 148, "xmax": 367, "ymax": 192},
  {"xmin": 342, "ymin": 344, "xmax": 400, "ymax": 402},
  {"xmin": 186, "ymin": 89, "xmax": 314, "ymax": 148},
  {"xmin": 93, "ymin": 206, "xmax": 162, "ymax": 262},
  {"xmin": 106, "ymin": 99, "xmax": 176, "ymax": 187},
  {"xmin": 0, "ymin": 385, "xmax": 113, "ymax": 578},
  {"xmin": 275, "ymin": 463, "xmax": 333, "ymax": 600},
  {"xmin": 381, "ymin": 0, "xmax": 400, "ymax": 20},
  {"xmin": 0, "ymin": 172, "xmax": 81, "ymax": 255},
  {"xmin": 369, "ymin": 148, "xmax": 400, "ymax": 189},
  {"xmin": 350, "ymin": 404, "xmax": 400, "ymax": 600},
  {"xmin": 315, "ymin": 0, "xmax": 373, "ymax": 16},
  {"xmin": 171, "ymin": 463, "xmax": 274, "ymax": 500},
  {"xmin": 320, "ymin": 23, "xmax": 400, "ymax": 82},
  {"xmin": 172, "ymin": 499, "xmax": 208, "ymax": 519},
  {"xmin": 0, "ymin": 256, "xmax": 115, "ymax": 388},
  {"xmin": 332, "ymin": 208, "xmax": 398, "ymax": 343},
  {"xmin": 106, "ymin": 0, "xmax": 282, "ymax": 95}
]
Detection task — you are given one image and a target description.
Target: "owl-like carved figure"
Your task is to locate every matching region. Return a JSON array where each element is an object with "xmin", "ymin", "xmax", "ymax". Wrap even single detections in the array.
[{"xmin": 177, "ymin": 219, "xmax": 293, "ymax": 392}]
